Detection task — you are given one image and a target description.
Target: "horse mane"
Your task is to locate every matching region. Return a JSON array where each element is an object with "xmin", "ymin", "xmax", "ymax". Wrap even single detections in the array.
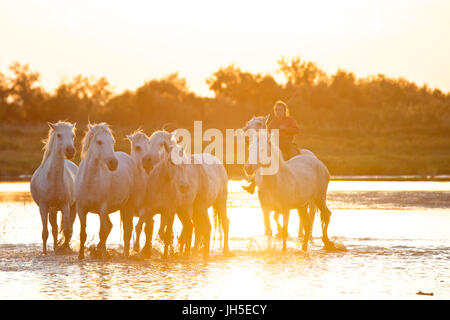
[
  {"xmin": 130, "ymin": 128, "xmax": 144, "ymax": 135},
  {"xmin": 41, "ymin": 129, "xmax": 56, "ymax": 164},
  {"xmin": 81, "ymin": 122, "xmax": 114, "ymax": 159},
  {"xmin": 129, "ymin": 129, "xmax": 149, "ymax": 142},
  {"xmin": 151, "ymin": 128, "xmax": 168, "ymax": 136},
  {"xmin": 251, "ymin": 115, "xmax": 267, "ymax": 122},
  {"xmin": 41, "ymin": 121, "xmax": 74, "ymax": 164},
  {"xmin": 149, "ymin": 129, "xmax": 173, "ymax": 143},
  {"xmin": 161, "ymin": 122, "xmax": 177, "ymax": 132}
]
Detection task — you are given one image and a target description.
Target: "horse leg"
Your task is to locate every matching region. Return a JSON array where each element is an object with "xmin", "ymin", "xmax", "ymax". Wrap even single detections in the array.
[
  {"xmin": 121, "ymin": 208, "xmax": 133, "ymax": 258},
  {"xmin": 308, "ymin": 202, "xmax": 316, "ymax": 243},
  {"xmin": 215, "ymin": 200, "xmax": 229, "ymax": 254},
  {"xmin": 134, "ymin": 216, "xmax": 144, "ymax": 252},
  {"xmin": 163, "ymin": 213, "xmax": 175, "ymax": 259},
  {"xmin": 261, "ymin": 207, "xmax": 272, "ymax": 238},
  {"xmin": 321, "ymin": 209, "xmax": 331, "ymax": 246},
  {"xmin": 141, "ymin": 217, "xmax": 154, "ymax": 259},
  {"xmin": 67, "ymin": 203, "xmax": 77, "ymax": 244},
  {"xmin": 314, "ymin": 197, "xmax": 332, "ymax": 248},
  {"xmin": 105, "ymin": 215, "xmax": 113, "ymax": 254},
  {"xmin": 39, "ymin": 204, "xmax": 49, "ymax": 255},
  {"xmin": 281, "ymin": 211, "xmax": 290, "ymax": 251},
  {"xmin": 158, "ymin": 213, "xmax": 166, "ymax": 241},
  {"xmin": 70, "ymin": 203, "xmax": 77, "ymax": 226},
  {"xmin": 78, "ymin": 209, "xmax": 87, "ymax": 260},
  {"xmin": 298, "ymin": 204, "xmax": 314, "ymax": 243},
  {"xmin": 192, "ymin": 214, "xmax": 202, "ymax": 254},
  {"xmin": 200, "ymin": 209, "xmax": 211, "ymax": 259},
  {"xmin": 274, "ymin": 212, "xmax": 282, "ymax": 239},
  {"xmin": 184, "ymin": 208, "xmax": 194, "ymax": 257},
  {"xmin": 178, "ymin": 210, "xmax": 193, "ymax": 257},
  {"xmin": 98, "ymin": 212, "xmax": 112, "ymax": 259},
  {"xmin": 297, "ymin": 206, "xmax": 311, "ymax": 251},
  {"xmin": 59, "ymin": 203, "xmax": 73, "ymax": 251},
  {"xmin": 178, "ymin": 213, "xmax": 186, "ymax": 253},
  {"xmin": 298, "ymin": 209, "xmax": 304, "ymax": 239},
  {"xmin": 48, "ymin": 208, "xmax": 58, "ymax": 252}
]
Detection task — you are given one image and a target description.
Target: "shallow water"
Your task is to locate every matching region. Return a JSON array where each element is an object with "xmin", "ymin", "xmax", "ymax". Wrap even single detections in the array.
[{"xmin": 0, "ymin": 180, "xmax": 449, "ymax": 299}]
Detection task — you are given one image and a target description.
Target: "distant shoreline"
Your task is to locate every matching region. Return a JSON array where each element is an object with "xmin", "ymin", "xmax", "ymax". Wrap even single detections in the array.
[{"xmin": 2, "ymin": 174, "xmax": 449, "ymax": 182}]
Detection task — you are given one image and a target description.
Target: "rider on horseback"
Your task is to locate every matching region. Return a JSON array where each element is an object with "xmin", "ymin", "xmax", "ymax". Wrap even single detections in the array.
[{"xmin": 243, "ymin": 100, "xmax": 301, "ymax": 194}]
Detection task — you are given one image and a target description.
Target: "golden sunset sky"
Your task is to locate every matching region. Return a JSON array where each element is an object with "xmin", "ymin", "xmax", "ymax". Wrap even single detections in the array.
[{"xmin": 1, "ymin": 0, "xmax": 449, "ymax": 96}]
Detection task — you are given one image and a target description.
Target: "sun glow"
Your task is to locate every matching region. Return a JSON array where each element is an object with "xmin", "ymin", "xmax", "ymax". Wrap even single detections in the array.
[
  {"xmin": 1, "ymin": 0, "xmax": 449, "ymax": 96},
  {"xmin": 0, "ymin": 182, "xmax": 30, "ymax": 193}
]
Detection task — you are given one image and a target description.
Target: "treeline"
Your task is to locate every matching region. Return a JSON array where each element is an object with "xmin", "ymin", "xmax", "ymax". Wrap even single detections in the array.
[{"xmin": 1, "ymin": 57, "xmax": 449, "ymax": 132}]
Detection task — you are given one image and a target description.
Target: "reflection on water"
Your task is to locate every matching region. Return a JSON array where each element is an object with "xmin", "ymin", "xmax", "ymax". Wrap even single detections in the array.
[{"xmin": 0, "ymin": 180, "xmax": 449, "ymax": 299}]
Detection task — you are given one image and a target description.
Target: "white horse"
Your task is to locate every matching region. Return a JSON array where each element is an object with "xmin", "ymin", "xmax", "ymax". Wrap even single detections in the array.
[
  {"xmin": 75, "ymin": 123, "xmax": 135, "ymax": 259},
  {"xmin": 244, "ymin": 130, "xmax": 333, "ymax": 251},
  {"xmin": 243, "ymin": 115, "xmax": 316, "ymax": 240},
  {"xmin": 141, "ymin": 130, "xmax": 229, "ymax": 259},
  {"xmin": 30, "ymin": 121, "xmax": 78, "ymax": 254},
  {"xmin": 126, "ymin": 130, "xmax": 155, "ymax": 252}
]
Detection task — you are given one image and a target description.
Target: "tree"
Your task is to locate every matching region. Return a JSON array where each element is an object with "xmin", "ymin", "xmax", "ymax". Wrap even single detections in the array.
[
  {"xmin": 4, "ymin": 62, "xmax": 47, "ymax": 121},
  {"xmin": 206, "ymin": 65, "xmax": 284, "ymax": 115},
  {"xmin": 277, "ymin": 56, "xmax": 327, "ymax": 87},
  {"xmin": 44, "ymin": 75, "xmax": 113, "ymax": 121}
]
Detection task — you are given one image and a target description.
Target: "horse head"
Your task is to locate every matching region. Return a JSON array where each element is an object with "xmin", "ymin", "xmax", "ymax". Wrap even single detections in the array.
[
  {"xmin": 243, "ymin": 114, "xmax": 269, "ymax": 132},
  {"xmin": 142, "ymin": 130, "xmax": 181, "ymax": 173},
  {"xmin": 82, "ymin": 123, "xmax": 118, "ymax": 171},
  {"xmin": 45, "ymin": 121, "xmax": 76, "ymax": 160},
  {"xmin": 127, "ymin": 130, "xmax": 151, "ymax": 167}
]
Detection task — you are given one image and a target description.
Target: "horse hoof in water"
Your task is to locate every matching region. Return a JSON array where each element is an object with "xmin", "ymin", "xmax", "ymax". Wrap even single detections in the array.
[
  {"xmin": 140, "ymin": 249, "xmax": 152, "ymax": 260},
  {"xmin": 298, "ymin": 236, "xmax": 314, "ymax": 244},
  {"xmin": 89, "ymin": 245, "xmax": 110, "ymax": 260},
  {"xmin": 128, "ymin": 253, "xmax": 144, "ymax": 261},
  {"xmin": 55, "ymin": 246, "xmax": 67, "ymax": 255},
  {"xmin": 98, "ymin": 250, "xmax": 111, "ymax": 260},
  {"xmin": 55, "ymin": 242, "xmax": 72, "ymax": 255},
  {"xmin": 323, "ymin": 240, "xmax": 347, "ymax": 252}
]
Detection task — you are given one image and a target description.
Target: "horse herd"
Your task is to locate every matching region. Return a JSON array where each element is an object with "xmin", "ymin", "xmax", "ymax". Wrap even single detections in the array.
[{"xmin": 30, "ymin": 116, "xmax": 334, "ymax": 261}]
